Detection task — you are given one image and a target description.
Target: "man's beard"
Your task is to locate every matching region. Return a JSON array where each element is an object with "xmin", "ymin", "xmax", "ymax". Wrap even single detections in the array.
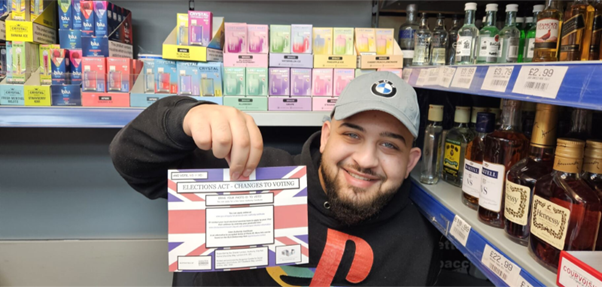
[{"xmin": 320, "ymin": 162, "xmax": 398, "ymax": 226}]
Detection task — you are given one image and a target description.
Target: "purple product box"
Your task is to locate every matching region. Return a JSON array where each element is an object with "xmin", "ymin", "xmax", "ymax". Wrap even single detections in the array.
[
  {"xmin": 268, "ymin": 53, "xmax": 313, "ymax": 68},
  {"xmin": 72, "ymin": 0, "xmax": 82, "ymax": 30},
  {"xmin": 59, "ymin": 29, "xmax": 82, "ymax": 50},
  {"xmin": 93, "ymin": 1, "xmax": 108, "ymax": 37},
  {"xmin": 82, "ymin": 36, "xmax": 109, "ymax": 57},
  {"xmin": 268, "ymin": 97, "xmax": 312, "ymax": 111},
  {"xmin": 188, "ymin": 11, "xmax": 212, "ymax": 47},
  {"xmin": 290, "ymin": 68, "xmax": 311, "ymax": 96},
  {"xmin": 81, "ymin": 1, "xmax": 95, "ymax": 36},
  {"xmin": 269, "ymin": 68, "xmax": 290, "ymax": 96},
  {"xmin": 51, "ymin": 85, "xmax": 82, "ymax": 106}
]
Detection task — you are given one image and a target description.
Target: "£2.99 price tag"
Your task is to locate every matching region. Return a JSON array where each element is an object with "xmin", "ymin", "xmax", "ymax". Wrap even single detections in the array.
[
  {"xmin": 481, "ymin": 244, "xmax": 522, "ymax": 286},
  {"xmin": 450, "ymin": 67, "xmax": 477, "ymax": 89},
  {"xmin": 481, "ymin": 66, "xmax": 514, "ymax": 92},
  {"xmin": 449, "ymin": 215, "xmax": 471, "ymax": 247},
  {"xmin": 415, "ymin": 69, "xmax": 430, "ymax": 87},
  {"xmin": 512, "ymin": 66, "xmax": 569, "ymax": 99},
  {"xmin": 402, "ymin": 68, "xmax": 413, "ymax": 82}
]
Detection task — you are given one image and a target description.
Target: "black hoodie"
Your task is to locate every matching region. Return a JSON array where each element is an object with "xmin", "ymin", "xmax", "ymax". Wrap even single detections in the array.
[{"xmin": 110, "ymin": 96, "xmax": 440, "ymax": 286}]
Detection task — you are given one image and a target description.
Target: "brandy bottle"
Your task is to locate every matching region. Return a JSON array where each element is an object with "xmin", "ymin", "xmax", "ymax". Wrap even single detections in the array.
[
  {"xmin": 463, "ymin": 112, "xmax": 495, "ymax": 210},
  {"xmin": 504, "ymin": 104, "xmax": 558, "ymax": 245},
  {"xmin": 529, "ymin": 139, "xmax": 602, "ymax": 273},
  {"xmin": 582, "ymin": 139, "xmax": 602, "ymax": 250},
  {"xmin": 478, "ymin": 100, "xmax": 530, "ymax": 228}
]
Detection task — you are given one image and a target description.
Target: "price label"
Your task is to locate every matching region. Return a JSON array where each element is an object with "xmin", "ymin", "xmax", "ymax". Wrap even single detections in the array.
[
  {"xmin": 415, "ymin": 68, "xmax": 430, "ymax": 87},
  {"xmin": 481, "ymin": 244, "xmax": 521, "ymax": 286},
  {"xmin": 450, "ymin": 67, "xmax": 477, "ymax": 89},
  {"xmin": 402, "ymin": 68, "xmax": 413, "ymax": 82},
  {"xmin": 439, "ymin": 67, "xmax": 456, "ymax": 88},
  {"xmin": 426, "ymin": 68, "xmax": 441, "ymax": 86},
  {"xmin": 512, "ymin": 66, "xmax": 569, "ymax": 99},
  {"xmin": 481, "ymin": 66, "xmax": 514, "ymax": 92},
  {"xmin": 516, "ymin": 276, "xmax": 533, "ymax": 287},
  {"xmin": 449, "ymin": 215, "xmax": 471, "ymax": 247}
]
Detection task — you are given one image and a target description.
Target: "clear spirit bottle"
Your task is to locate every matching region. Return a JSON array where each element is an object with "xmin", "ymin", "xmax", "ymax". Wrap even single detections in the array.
[
  {"xmin": 443, "ymin": 106, "xmax": 475, "ymax": 187},
  {"xmin": 447, "ymin": 14, "xmax": 462, "ymax": 65},
  {"xmin": 533, "ymin": 0, "xmax": 563, "ymax": 62},
  {"xmin": 582, "ymin": 139, "xmax": 602, "ymax": 251},
  {"xmin": 463, "ymin": 112, "xmax": 495, "ymax": 210},
  {"xmin": 524, "ymin": 5, "xmax": 545, "ymax": 62},
  {"xmin": 477, "ymin": 4, "xmax": 500, "ymax": 64},
  {"xmin": 421, "ymin": 105, "xmax": 444, "ymax": 185},
  {"xmin": 455, "ymin": 2, "xmax": 479, "ymax": 65},
  {"xmin": 430, "ymin": 13, "xmax": 448, "ymax": 65},
  {"xmin": 498, "ymin": 4, "xmax": 521, "ymax": 63},
  {"xmin": 413, "ymin": 12, "xmax": 432, "ymax": 66},
  {"xmin": 398, "ymin": 4, "xmax": 419, "ymax": 67}
]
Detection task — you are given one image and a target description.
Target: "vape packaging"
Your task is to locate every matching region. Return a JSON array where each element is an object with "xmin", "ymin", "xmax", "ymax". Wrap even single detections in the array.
[
  {"xmin": 30, "ymin": 0, "xmax": 46, "ymax": 17},
  {"xmin": 377, "ymin": 68, "xmax": 402, "ymax": 78},
  {"xmin": 58, "ymin": 0, "xmax": 73, "ymax": 28},
  {"xmin": 0, "ymin": 43, "xmax": 6, "ymax": 78},
  {"xmin": 80, "ymin": 1, "xmax": 95, "ymax": 36},
  {"xmin": 291, "ymin": 24, "xmax": 312, "ymax": 54},
  {"xmin": 245, "ymin": 67, "xmax": 267, "ymax": 96},
  {"xmin": 82, "ymin": 56, "xmax": 105, "ymax": 92},
  {"xmin": 59, "ymin": 29, "xmax": 82, "ymax": 49},
  {"xmin": 72, "ymin": 0, "xmax": 82, "ymax": 29},
  {"xmin": 11, "ymin": 42, "xmax": 38, "ymax": 84},
  {"xmin": 107, "ymin": 3, "xmax": 118, "ymax": 33},
  {"xmin": 333, "ymin": 28, "xmax": 354, "ymax": 55},
  {"xmin": 312, "ymin": 68, "xmax": 333, "ymax": 96},
  {"xmin": 188, "ymin": 11, "xmax": 212, "ymax": 47},
  {"xmin": 355, "ymin": 69, "xmax": 376, "ymax": 78},
  {"xmin": 176, "ymin": 61, "xmax": 201, "ymax": 96},
  {"xmin": 247, "ymin": 24, "xmax": 268, "ymax": 54},
  {"xmin": 69, "ymin": 49, "xmax": 82, "ymax": 85},
  {"xmin": 197, "ymin": 62, "xmax": 223, "ymax": 97},
  {"xmin": 355, "ymin": 28, "xmax": 376, "ymax": 54},
  {"xmin": 376, "ymin": 28, "xmax": 395, "ymax": 55},
  {"xmin": 106, "ymin": 57, "xmax": 131, "ymax": 93},
  {"xmin": 81, "ymin": 36, "xmax": 108, "ymax": 57},
  {"xmin": 0, "ymin": 0, "xmax": 7, "ymax": 16},
  {"xmin": 290, "ymin": 68, "xmax": 311, "ymax": 96},
  {"xmin": 39, "ymin": 44, "xmax": 59, "ymax": 85},
  {"xmin": 312, "ymin": 27, "xmax": 333, "ymax": 55},
  {"xmin": 268, "ymin": 68, "xmax": 289, "ymax": 96},
  {"xmin": 51, "ymin": 48, "xmax": 70, "ymax": 85},
  {"xmin": 51, "ymin": 84, "xmax": 82, "ymax": 106},
  {"xmin": 140, "ymin": 58, "xmax": 155, "ymax": 94},
  {"xmin": 153, "ymin": 59, "xmax": 177, "ymax": 94},
  {"xmin": 93, "ymin": 1, "xmax": 108, "ymax": 37},
  {"xmin": 223, "ymin": 67, "xmax": 245, "ymax": 96},
  {"xmin": 6, "ymin": 42, "xmax": 11, "ymax": 80},
  {"xmin": 12, "ymin": 0, "xmax": 30, "ymax": 21},
  {"xmin": 270, "ymin": 25, "xmax": 290, "ymax": 54},
  {"xmin": 177, "ymin": 13, "xmax": 189, "ymax": 46},
  {"xmin": 333, "ymin": 69, "xmax": 354, "ymax": 96},
  {"xmin": 225, "ymin": 22, "xmax": 247, "ymax": 53}
]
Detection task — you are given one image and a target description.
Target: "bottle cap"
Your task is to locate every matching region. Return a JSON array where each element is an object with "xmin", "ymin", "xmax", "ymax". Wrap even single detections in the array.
[
  {"xmin": 584, "ymin": 140, "xmax": 602, "ymax": 173},
  {"xmin": 471, "ymin": 107, "xmax": 488, "ymax": 123},
  {"xmin": 533, "ymin": 4, "xmax": 544, "ymax": 12},
  {"xmin": 486, "ymin": 3, "xmax": 498, "ymax": 11},
  {"xmin": 526, "ymin": 17, "xmax": 534, "ymax": 23},
  {"xmin": 554, "ymin": 138, "xmax": 585, "ymax": 173},
  {"xmin": 428, "ymin": 105, "xmax": 444, "ymax": 122},
  {"xmin": 516, "ymin": 16, "xmax": 525, "ymax": 23},
  {"xmin": 482, "ymin": 16, "xmax": 486, "ymax": 23},
  {"xmin": 406, "ymin": 4, "xmax": 416, "ymax": 12},
  {"xmin": 476, "ymin": 112, "xmax": 496, "ymax": 133},
  {"xmin": 454, "ymin": 106, "xmax": 471, "ymax": 123},
  {"xmin": 465, "ymin": 2, "xmax": 477, "ymax": 11},
  {"xmin": 522, "ymin": 101, "xmax": 536, "ymax": 112},
  {"xmin": 506, "ymin": 4, "xmax": 519, "ymax": 12},
  {"xmin": 531, "ymin": 104, "xmax": 558, "ymax": 147},
  {"xmin": 437, "ymin": 13, "xmax": 445, "ymax": 19}
]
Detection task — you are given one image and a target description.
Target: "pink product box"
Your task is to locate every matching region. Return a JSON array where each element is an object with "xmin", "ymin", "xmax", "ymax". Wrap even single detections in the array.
[
  {"xmin": 82, "ymin": 57, "xmax": 106, "ymax": 93},
  {"xmin": 269, "ymin": 68, "xmax": 290, "ymax": 96},
  {"xmin": 312, "ymin": 96, "xmax": 338, "ymax": 111},
  {"xmin": 268, "ymin": 96, "xmax": 312, "ymax": 111},
  {"xmin": 290, "ymin": 68, "xmax": 312, "ymax": 96},
  {"xmin": 225, "ymin": 22, "xmax": 247, "ymax": 53},
  {"xmin": 82, "ymin": 92, "xmax": 130, "ymax": 107},
  {"xmin": 312, "ymin": 68, "xmax": 333, "ymax": 96},
  {"xmin": 223, "ymin": 53, "xmax": 268, "ymax": 68},
  {"xmin": 188, "ymin": 11, "xmax": 212, "ymax": 46},
  {"xmin": 106, "ymin": 57, "xmax": 132, "ymax": 92},
  {"xmin": 377, "ymin": 68, "xmax": 402, "ymax": 78},
  {"xmin": 247, "ymin": 24, "xmax": 268, "ymax": 54},
  {"xmin": 333, "ymin": 69, "xmax": 354, "ymax": 96}
]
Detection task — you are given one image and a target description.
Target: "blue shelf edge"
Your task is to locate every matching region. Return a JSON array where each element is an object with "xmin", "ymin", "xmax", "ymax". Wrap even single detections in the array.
[{"xmin": 0, "ymin": 107, "xmax": 145, "ymax": 128}]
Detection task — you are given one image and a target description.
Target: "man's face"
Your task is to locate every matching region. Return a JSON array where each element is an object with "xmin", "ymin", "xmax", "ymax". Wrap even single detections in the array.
[{"xmin": 319, "ymin": 110, "xmax": 421, "ymax": 225}]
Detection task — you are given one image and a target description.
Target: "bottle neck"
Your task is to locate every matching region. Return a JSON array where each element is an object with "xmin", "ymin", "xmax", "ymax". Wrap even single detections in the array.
[
  {"xmin": 453, "ymin": 18, "xmax": 460, "ymax": 27},
  {"xmin": 546, "ymin": 0, "xmax": 560, "ymax": 10},
  {"xmin": 569, "ymin": 109, "xmax": 592, "ymax": 134},
  {"xmin": 420, "ymin": 16, "xmax": 428, "ymax": 28},
  {"xmin": 428, "ymin": 120, "xmax": 443, "ymax": 126},
  {"xmin": 506, "ymin": 11, "xmax": 517, "ymax": 26},
  {"xmin": 465, "ymin": 9, "xmax": 476, "ymax": 25},
  {"xmin": 407, "ymin": 11, "xmax": 416, "ymax": 23},
  {"xmin": 529, "ymin": 145, "xmax": 555, "ymax": 161},
  {"xmin": 533, "ymin": 11, "xmax": 541, "ymax": 21},
  {"xmin": 501, "ymin": 102, "xmax": 522, "ymax": 131},
  {"xmin": 486, "ymin": 10, "xmax": 497, "ymax": 26},
  {"xmin": 454, "ymin": 122, "xmax": 470, "ymax": 128},
  {"xmin": 437, "ymin": 18, "xmax": 445, "ymax": 28}
]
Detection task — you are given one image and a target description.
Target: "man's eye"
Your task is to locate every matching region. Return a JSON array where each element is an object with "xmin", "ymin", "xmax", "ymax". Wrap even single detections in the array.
[
  {"xmin": 382, "ymin": 142, "xmax": 399, "ymax": 150},
  {"xmin": 345, "ymin": 133, "xmax": 359, "ymax": 139}
]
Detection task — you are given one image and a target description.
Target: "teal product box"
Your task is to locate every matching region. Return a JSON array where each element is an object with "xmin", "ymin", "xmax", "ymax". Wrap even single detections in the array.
[
  {"xmin": 245, "ymin": 67, "xmax": 267, "ymax": 96},
  {"xmin": 0, "ymin": 84, "xmax": 25, "ymax": 105},
  {"xmin": 59, "ymin": 29, "xmax": 82, "ymax": 49},
  {"xmin": 176, "ymin": 61, "xmax": 201, "ymax": 96},
  {"xmin": 197, "ymin": 62, "xmax": 223, "ymax": 97},
  {"xmin": 58, "ymin": 0, "xmax": 73, "ymax": 29},
  {"xmin": 154, "ymin": 59, "xmax": 178, "ymax": 94},
  {"xmin": 51, "ymin": 84, "xmax": 82, "ymax": 106},
  {"xmin": 223, "ymin": 67, "xmax": 245, "ymax": 96},
  {"xmin": 270, "ymin": 25, "xmax": 291, "ymax": 54}
]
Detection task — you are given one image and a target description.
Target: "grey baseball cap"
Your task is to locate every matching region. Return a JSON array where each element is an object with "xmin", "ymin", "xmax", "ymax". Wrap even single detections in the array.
[{"xmin": 333, "ymin": 71, "xmax": 420, "ymax": 138}]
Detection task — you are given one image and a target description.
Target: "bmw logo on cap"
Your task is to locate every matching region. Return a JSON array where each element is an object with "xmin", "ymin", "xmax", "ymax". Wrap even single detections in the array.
[{"xmin": 371, "ymin": 80, "xmax": 397, "ymax": 98}]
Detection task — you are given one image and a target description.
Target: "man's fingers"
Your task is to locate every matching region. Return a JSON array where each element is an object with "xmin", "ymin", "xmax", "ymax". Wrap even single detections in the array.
[
  {"xmin": 192, "ymin": 119, "xmax": 212, "ymax": 150},
  {"xmin": 228, "ymin": 113, "xmax": 251, "ymax": 180},
  {"xmin": 243, "ymin": 115, "xmax": 263, "ymax": 177},
  {"xmin": 210, "ymin": 117, "xmax": 232, "ymax": 159}
]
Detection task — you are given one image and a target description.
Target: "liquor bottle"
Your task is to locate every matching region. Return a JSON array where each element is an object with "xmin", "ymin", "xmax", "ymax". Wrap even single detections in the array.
[
  {"xmin": 533, "ymin": 0, "xmax": 563, "ymax": 62},
  {"xmin": 526, "ymin": 16, "xmax": 536, "ymax": 31},
  {"xmin": 421, "ymin": 105, "xmax": 444, "ymax": 185},
  {"xmin": 478, "ymin": 100, "xmax": 530, "ymax": 228},
  {"xmin": 443, "ymin": 106, "xmax": 475, "ymax": 187},
  {"xmin": 448, "ymin": 14, "xmax": 462, "ymax": 65},
  {"xmin": 582, "ymin": 139, "xmax": 602, "ymax": 250},
  {"xmin": 463, "ymin": 112, "xmax": 495, "ymax": 210},
  {"xmin": 588, "ymin": 0, "xmax": 602, "ymax": 59},
  {"xmin": 489, "ymin": 107, "xmax": 501, "ymax": 129},
  {"xmin": 559, "ymin": 0, "xmax": 595, "ymax": 61},
  {"xmin": 529, "ymin": 139, "xmax": 602, "ymax": 272},
  {"xmin": 566, "ymin": 108, "xmax": 592, "ymax": 140},
  {"xmin": 516, "ymin": 17, "xmax": 526, "ymax": 30},
  {"xmin": 516, "ymin": 17, "xmax": 527, "ymax": 62},
  {"xmin": 413, "ymin": 12, "xmax": 432, "ymax": 66},
  {"xmin": 455, "ymin": 2, "xmax": 479, "ymax": 64},
  {"xmin": 470, "ymin": 107, "xmax": 489, "ymax": 131},
  {"xmin": 477, "ymin": 4, "xmax": 500, "ymax": 64},
  {"xmin": 498, "ymin": 4, "xmax": 521, "ymax": 63},
  {"xmin": 522, "ymin": 102, "xmax": 537, "ymax": 139},
  {"xmin": 430, "ymin": 13, "xmax": 448, "ymax": 65},
  {"xmin": 398, "ymin": 4, "xmax": 419, "ymax": 67},
  {"xmin": 524, "ymin": 5, "xmax": 545, "ymax": 62},
  {"xmin": 504, "ymin": 104, "xmax": 558, "ymax": 245}
]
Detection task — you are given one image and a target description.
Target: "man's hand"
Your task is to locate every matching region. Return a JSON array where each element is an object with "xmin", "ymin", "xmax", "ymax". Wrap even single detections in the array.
[{"xmin": 183, "ymin": 105, "xmax": 263, "ymax": 180}]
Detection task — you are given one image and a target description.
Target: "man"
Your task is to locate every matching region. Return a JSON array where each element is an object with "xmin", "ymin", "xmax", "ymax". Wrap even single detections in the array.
[{"xmin": 110, "ymin": 72, "xmax": 440, "ymax": 286}]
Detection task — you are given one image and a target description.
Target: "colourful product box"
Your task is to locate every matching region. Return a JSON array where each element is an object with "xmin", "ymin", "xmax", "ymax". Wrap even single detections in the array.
[
  {"xmin": 30, "ymin": 0, "xmax": 45, "ymax": 17},
  {"xmin": 245, "ymin": 67, "xmax": 267, "ymax": 96},
  {"xmin": 107, "ymin": 3, "xmax": 119, "ymax": 33},
  {"xmin": 355, "ymin": 28, "xmax": 376, "ymax": 54},
  {"xmin": 80, "ymin": 1, "xmax": 95, "ymax": 36},
  {"xmin": 291, "ymin": 24, "xmax": 312, "ymax": 54},
  {"xmin": 377, "ymin": 68, "xmax": 402, "ymax": 78},
  {"xmin": 69, "ymin": 49, "xmax": 83, "ymax": 85},
  {"xmin": 10, "ymin": 42, "xmax": 35, "ymax": 84},
  {"xmin": 197, "ymin": 62, "xmax": 223, "ymax": 97},
  {"xmin": 39, "ymin": 44, "xmax": 59, "ymax": 85},
  {"xmin": 268, "ymin": 96, "xmax": 312, "ymax": 111},
  {"xmin": 223, "ymin": 67, "xmax": 245, "ymax": 96},
  {"xmin": 355, "ymin": 69, "xmax": 376, "ymax": 78},
  {"xmin": 12, "ymin": 0, "xmax": 30, "ymax": 21},
  {"xmin": 376, "ymin": 29, "xmax": 395, "ymax": 55},
  {"xmin": 81, "ymin": 36, "xmax": 108, "ymax": 57},
  {"xmin": 106, "ymin": 57, "xmax": 131, "ymax": 93},
  {"xmin": 270, "ymin": 25, "xmax": 290, "ymax": 54},
  {"xmin": 59, "ymin": 29, "xmax": 82, "ymax": 49},
  {"xmin": 141, "ymin": 58, "xmax": 155, "ymax": 93},
  {"xmin": 247, "ymin": 24, "xmax": 268, "ymax": 54},
  {"xmin": 0, "ymin": 43, "xmax": 6, "ymax": 78},
  {"xmin": 82, "ymin": 56, "xmax": 106, "ymax": 92},
  {"xmin": 93, "ymin": 1, "xmax": 108, "ymax": 37},
  {"xmin": 72, "ymin": 0, "xmax": 82, "ymax": 29},
  {"xmin": 290, "ymin": 68, "xmax": 311, "ymax": 96},
  {"xmin": 188, "ymin": 11, "xmax": 212, "ymax": 47},
  {"xmin": 333, "ymin": 69, "xmax": 354, "ymax": 96},
  {"xmin": 312, "ymin": 97, "xmax": 337, "ymax": 111},
  {"xmin": 0, "ymin": 0, "xmax": 7, "ymax": 16},
  {"xmin": 51, "ymin": 48, "xmax": 70, "ymax": 85},
  {"xmin": 269, "ymin": 68, "xmax": 289, "ymax": 96},
  {"xmin": 6, "ymin": 42, "xmax": 11, "ymax": 80},
  {"xmin": 82, "ymin": 92, "xmax": 130, "ymax": 107},
  {"xmin": 225, "ymin": 22, "xmax": 247, "ymax": 53},
  {"xmin": 333, "ymin": 28, "xmax": 354, "ymax": 55},
  {"xmin": 313, "ymin": 28, "xmax": 333, "ymax": 55},
  {"xmin": 176, "ymin": 61, "xmax": 201, "ymax": 96},
  {"xmin": 312, "ymin": 68, "xmax": 333, "ymax": 96},
  {"xmin": 177, "ymin": 13, "xmax": 188, "ymax": 45},
  {"xmin": 154, "ymin": 59, "xmax": 177, "ymax": 94},
  {"xmin": 51, "ymin": 85, "xmax": 82, "ymax": 106}
]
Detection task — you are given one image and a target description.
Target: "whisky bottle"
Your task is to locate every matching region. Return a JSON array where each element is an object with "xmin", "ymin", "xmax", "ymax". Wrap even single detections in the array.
[
  {"xmin": 478, "ymin": 100, "xmax": 530, "ymax": 228},
  {"xmin": 469, "ymin": 107, "xmax": 489, "ymax": 132},
  {"xmin": 582, "ymin": 139, "xmax": 602, "ymax": 250},
  {"xmin": 455, "ymin": 2, "xmax": 479, "ymax": 64},
  {"xmin": 463, "ymin": 112, "xmax": 495, "ymax": 210},
  {"xmin": 421, "ymin": 105, "xmax": 444, "ymax": 185},
  {"xmin": 559, "ymin": 0, "xmax": 595, "ymax": 61},
  {"xmin": 504, "ymin": 104, "xmax": 558, "ymax": 245},
  {"xmin": 443, "ymin": 106, "xmax": 475, "ymax": 187},
  {"xmin": 477, "ymin": 4, "xmax": 500, "ymax": 64},
  {"xmin": 566, "ymin": 108, "xmax": 592, "ymax": 140},
  {"xmin": 533, "ymin": 0, "xmax": 563, "ymax": 62},
  {"xmin": 588, "ymin": 0, "xmax": 602, "ymax": 59},
  {"xmin": 529, "ymin": 139, "xmax": 602, "ymax": 272}
]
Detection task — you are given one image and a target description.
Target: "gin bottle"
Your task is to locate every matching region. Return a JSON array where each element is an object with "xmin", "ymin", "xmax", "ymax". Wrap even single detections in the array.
[
  {"xmin": 447, "ymin": 14, "xmax": 462, "ymax": 65},
  {"xmin": 477, "ymin": 4, "xmax": 500, "ymax": 64},
  {"xmin": 413, "ymin": 12, "xmax": 432, "ymax": 66},
  {"xmin": 498, "ymin": 4, "xmax": 521, "ymax": 63},
  {"xmin": 524, "ymin": 5, "xmax": 545, "ymax": 62},
  {"xmin": 443, "ymin": 106, "xmax": 475, "ymax": 187},
  {"xmin": 455, "ymin": 2, "xmax": 479, "ymax": 64},
  {"xmin": 398, "ymin": 4, "xmax": 419, "ymax": 67},
  {"xmin": 421, "ymin": 105, "xmax": 444, "ymax": 184},
  {"xmin": 430, "ymin": 13, "xmax": 448, "ymax": 65}
]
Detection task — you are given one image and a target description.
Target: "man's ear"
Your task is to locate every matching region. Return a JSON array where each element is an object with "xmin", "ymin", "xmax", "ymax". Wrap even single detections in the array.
[
  {"xmin": 320, "ymin": 121, "xmax": 331, "ymax": 153},
  {"xmin": 405, "ymin": 147, "xmax": 422, "ymax": 179}
]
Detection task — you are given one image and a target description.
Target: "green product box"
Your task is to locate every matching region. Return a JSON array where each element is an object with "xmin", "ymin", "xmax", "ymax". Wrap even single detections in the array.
[
  {"xmin": 245, "ymin": 67, "xmax": 268, "ymax": 96},
  {"xmin": 223, "ymin": 67, "xmax": 246, "ymax": 96},
  {"xmin": 270, "ymin": 25, "xmax": 291, "ymax": 54}
]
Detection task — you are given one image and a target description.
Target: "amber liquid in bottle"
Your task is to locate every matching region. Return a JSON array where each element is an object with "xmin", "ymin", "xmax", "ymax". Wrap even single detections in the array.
[
  {"xmin": 463, "ymin": 112, "xmax": 496, "ymax": 210},
  {"xmin": 504, "ymin": 104, "xmax": 558, "ymax": 245},
  {"xmin": 478, "ymin": 100, "xmax": 530, "ymax": 228},
  {"xmin": 533, "ymin": 0, "xmax": 564, "ymax": 62},
  {"xmin": 588, "ymin": 0, "xmax": 602, "ymax": 59},
  {"xmin": 559, "ymin": 0, "xmax": 595, "ymax": 61},
  {"xmin": 529, "ymin": 139, "xmax": 602, "ymax": 273},
  {"xmin": 582, "ymin": 139, "xmax": 602, "ymax": 250}
]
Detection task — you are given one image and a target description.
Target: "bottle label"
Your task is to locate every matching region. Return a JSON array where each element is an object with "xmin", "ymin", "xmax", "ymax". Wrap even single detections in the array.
[
  {"xmin": 431, "ymin": 48, "xmax": 446, "ymax": 64},
  {"xmin": 479, "ymin": 35, "xmax": 500, "ymax": 60},
  {"xmin": 526, "ymin": 38, "xmax": 535, "ymax": 58},
  {"xmin": 504, "ymin": 180, "xmax": 531, "ymax": 226},
  {"xmin": 456, "ymin": 36, "xmax": 473, "ymax": 56},
  {"xmin": 399, "ymin": 29, "xmax": 415, "ymax": 40},
  {"xmin": 530, "ymin": 195, "xmax": 570, "ymax": 250},
  {"xmin": 534, "ymin": 18, "xmax": 560, "ymax": 49},
  {"xmin": 443, "ymin": 139, "xmax": 461, "ymax": 178},
  {"xmin": 462, "ymin": 159, "xmax": 481, "ymax": 198},
  {"xmin": 584, "ymin": 157, "xmax": 602, "ymax": 174},
  {"xmin": 561, "ymin": 14, "xmax": 586, "ymax": 39},
  {"xmin": 402, "ymin": 50, "xmax": 415, "ymax": 59},
  {"xmin": 413, "ymin": 46, "xmax": 427, "ymax": 64},
  {"xmin": 502, "ymin": 37, "xmax": 519, "ymax": 62},
  {"xmin": 553, "ymin": 156, "xmax": 582, "ymax": 174},
  {"xmin": 479, "ymin": 161, "xmax": 505, "ymax": 212}
]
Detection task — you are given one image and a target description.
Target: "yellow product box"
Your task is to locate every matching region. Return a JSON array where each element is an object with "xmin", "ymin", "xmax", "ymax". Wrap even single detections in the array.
[
  {"xmin": 162, "ymin": 16, "xmax": 224, "ymax": 62},
  {"xmin": 355, "ymin": 28, "xmax": 376, "ymax": 55},
  {"xmin": 376, "ymin": 28, "xmax": 395, "ymax": 55},
  {"xmin": 6, "ymin": 1, "xmax": 56, "ymax": 44},
  {"xmin": 312, "ymin": 27, "xmax": 332, "ymax": 55},
  {"xmin": 356, "ymin": 33, "xmax": 403, "ymax": 69}
]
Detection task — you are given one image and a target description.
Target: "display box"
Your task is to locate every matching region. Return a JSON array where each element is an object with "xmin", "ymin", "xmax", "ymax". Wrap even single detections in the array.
[
  {"xmin": 10, "ymin": 41, "xmax": 39, "ymax": 84},
  {"xmin": 269, "ymin": 67, "xmax": 289, "ymax": 96},
  {"xmin": 12, "ymin": 0, "xmax": 31, "ymax": 21},
  {"xmin": 224, "ymin": 22, "xmax": 246, "ymax": 53},
  {"xmin": 59, "ymin": 29, "xmax": 82, "ymax": 49},
  {"xmin": 81, "ymin": 12, "xmax": 134, "ymax": 58},
  {"xmin": 80, "ymin": 0, "xmax": 94, "ymax": 35},
  {"xmin": 313, "ymin": 54, "xmax": 357, "ymax": 69},
  {"xmin": 69, "ymin": 49, "xmax": 82, "ymax": 85},
  {"xmin": 188, "ymin": 11, "xmax": 212, "ymax": 47},
  {"xmin": 223, "ymin": 96, "xmax": 267, "ymax": 111},
  {"xmin": 223, "ymin": 66, "xmax": 245, "ymax": 96},
  {"xmin": 72, "ymin": 0, "xmax": 82, "ymax": 30},
  {"xmin": 355, "ymin": 28, "xmax": 376, "ymax": 55},
  {"xmin": 312, "ymin": 96, "xmax": 337, "ymax": 111},
  {"xmin": 247, "ymin": 24, "xmax": 268, "ymax": 54},
  {"xmin": 376, "ymin": 28, "xmax": 394, "ymax": 55},
  {"xmin": 290, "ymin": 68, "xmax": 311, "ymax": 96},
  {"xmin": 154, "ymin": 58, "xmax": 177, "ymax": 94},
  {"xmin": 356, "ymin": 37, "xmax": 403, "ymax": 69},
  {"xmin": 51, "ymin": 84, "xmax": 82, "ymax": 106},
  {"xmin": 51, "ymin": 48, "xmax": 69, "ymax": 85},
  {"xmin": 6, "ymin": 1, "xmax": 56, "ymax": 44},
  {"xmin": 58, "ymin": 0, "xmax": 72, "ymax": 28},
  {"xmin": 82, "ymin": 91, "xmax": 129, "ymax": 107},
  {"xmin": 312, "ymin": 27, "xmax": 332, "ymax": 55},
  {"xmin": 268, "ymin": 53, "xmax": 313, "ymax": 68},
  {"xmin": 246, "ymin": 67, "xmax": 267, "ymax": 96},
  {"xmin": 291, "ymin": 24, "xmax": 312, "ymax": 54},
  {"xmin": 223, "ymin": 53, "xmax": 268, "ymax": 68},
  {"xmin": 93, "ymin": 1, "xmax": 108, "ymax": 37},
  {"xmin": 82, "ymin": 56, "xmax": 106, "ymax": 92},
  {"xmin": 333, "ymin": 27, "xmax": 354, "ymax": 55},
  {"xmin": 268, "ymin": 96, "xmax": 311, "ymax": 111},
  {"xmin": 2, "ymin": 68, "xmax": 53, "ymax": 106},
  {"xmin": 162, "ymin": 16, "xmax": 224, "ymax": 62},
  {"xmin": 558, "ymin": 251, "xmax": 602, "ymax": 287},
  {"xmin": 0, "ymin": 82, "xmax": 25, "ymax": 105},
  {"xmin": 24, "ymin": 84, "xmax": 51, "ymax": 106},
  {"xmin": 176, "ymin": 61, "xmax": 201, "ymax": 96},
  {"xmin": 197, "ymin": 61, "xmax": 223, "ymax": 97},
  {"xmin": 333, "ymin": 69, "xmax": 354, "ymax": 96},
  {"xmin": 312, "ymin": 68, "xmax": 333, "ymax": 96},
  {"xmin": 106, "ymin": 56, "xmax": 131, "ymax": 93},
  {"xmin": 270, "ymin": 25, "xmax": 290, "ymax": 54}
]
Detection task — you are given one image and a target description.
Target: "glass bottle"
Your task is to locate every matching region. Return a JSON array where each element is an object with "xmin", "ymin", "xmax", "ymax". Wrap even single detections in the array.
[
  {"xmin": 524, "ymin": 5, "xmax": 545, "ymax": 62},
  {"xmin": 470, "ymin": 107, "xmax": 489, "ymax": 132},
  {"xmin": 588, "ymin": 0, "xmax": 602, "ymax": 60},
  {"xmin": 582, "ymin": 139, "xmax": 602, "ymax": 250},
  {"xmin": 477, "ymin": 4, "xmax": 500, "ymax": 64},
  {"xmin": 413, "ymin": 12, "xmax": 432, "ymax": 66},
  {"xmin": 529, "ymin": 139, "xmax": 602, "ymax": 272},
  {"xmin": 430, "ymin": 13, "xmax": 448, "ymax": 66},
  {"xmin": 522, "ymin": 102, "xmax": 537, "ymax": 139},
  {"xmin": 533, "ymin": 0, "xmax": 564, "ymax": 62},
  {"xmin": 516, "ymin": 17, "xmax": 527, "ymax": 62},
  {"xmin": 566, "ymin": 108, "xmax": 592, "ymax": 140},
  {"xmin": 398, "ymin": 4, "xmax": 419, "ymax": 67},
  {"xmin": 498, "ymin": 4, "xmax": 521, "ymax": 63},
  {"xmin": 559, "ymin": 0, "xmax": 595, "ymax": 61},
  {"xmin": 443, "ymin": 106, "xmax": 475, "ymax": 187},
  {"xmin": 455, "ymin": 2, "xmax": 479, "ymax": 65},
  {"xmin": 421, "ymin": 105, "xmax": 444, "ymax": 185},
  {"xmin": 505, "ymin": 104, "xmax": 559, "ymax": 245},
  {"xmin": 448, "ymin": 14, "xmax": 462, "ymax": 65},
  {"xmin": 526, "ymin": 16, "xmax": 536, "ymax": 31},
  {"xmin": 463, "ymin": 112, "xmax": 496, "ymax": 210},
  {"xmin": 478, "ymin": 100, "xmax": 530, "ymax": 228}
]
